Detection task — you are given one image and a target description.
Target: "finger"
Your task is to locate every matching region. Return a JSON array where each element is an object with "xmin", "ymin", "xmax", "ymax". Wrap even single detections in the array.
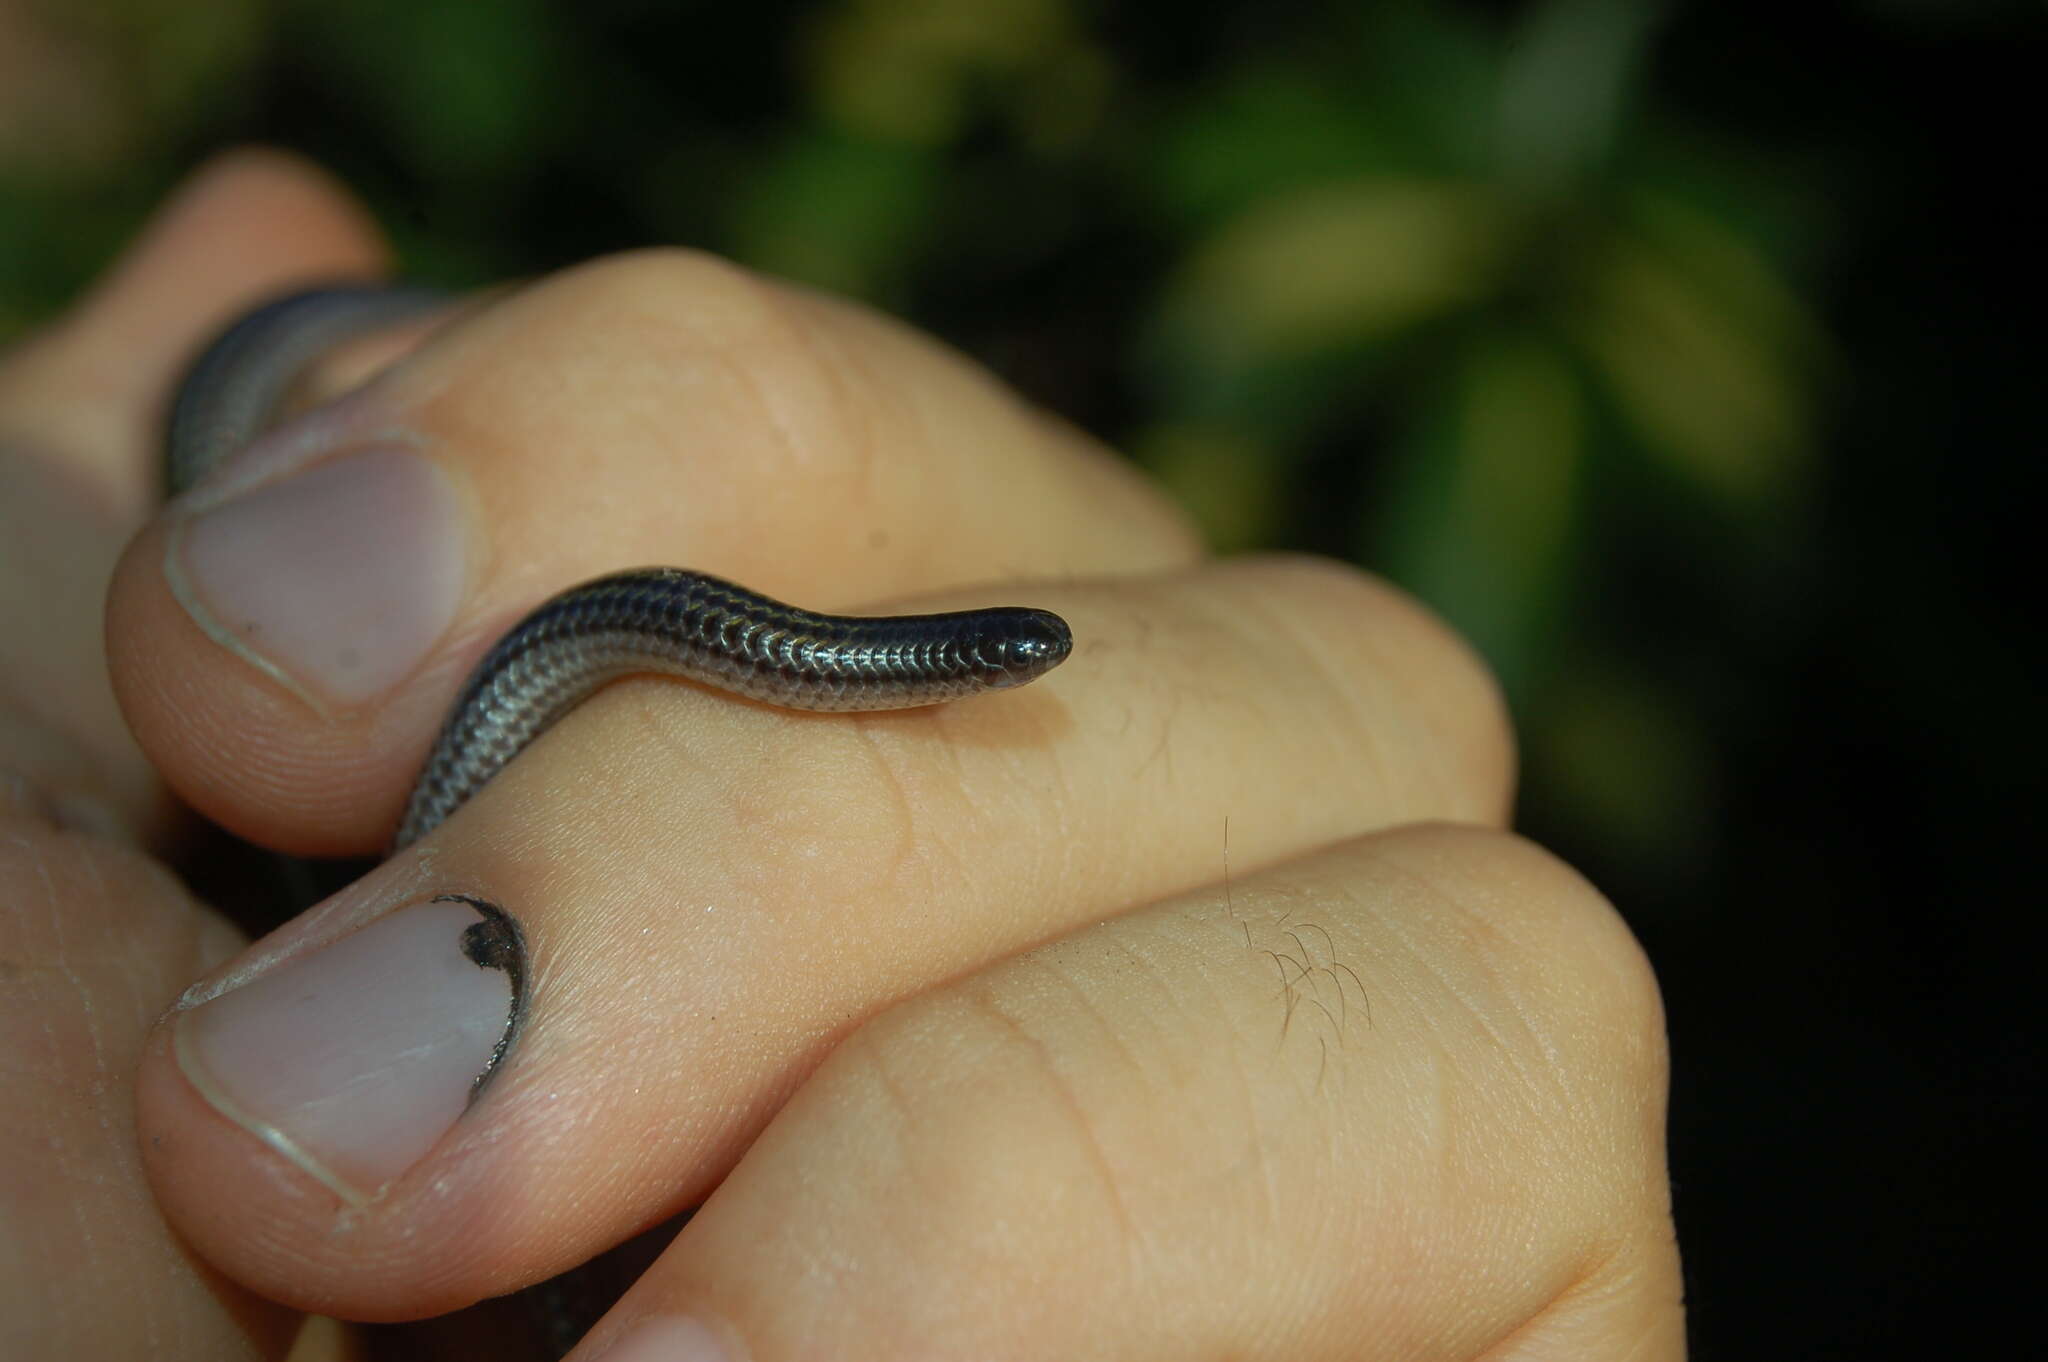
[
  {"xmin": 0, "ymin": 152, "xmax": 401, "ymax": 1358},
  {"xmin": 0, "ymin": 802, "xmax": 301, "ymax": 1359},
  {"xmin": 0, "ymin": 147, "xmax": 393, "ymax": 520},
  {"xmin": 107, "ymin": 249, "xmax": 1201, "ymax": 855},
  {"xmin": 0, "ymin": 149, "xmax": 394, "ymax": 839},
  {"xmin": 578, "ymin": 825, "xmax": 1682, "ymax": 1362},
  {"xmin": 135, "ymin": 554, "xmax": 1513, "ymax": 1317}
]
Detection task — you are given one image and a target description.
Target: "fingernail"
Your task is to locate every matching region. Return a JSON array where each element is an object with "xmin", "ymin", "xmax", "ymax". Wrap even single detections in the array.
[
  {"xmin": 592, "ymin": 1317, "xmax": 742, "ymax": 1362},
  {"xmin": 176, "ymin": 895, "xmax": 527, "ymax": 1203},
  {"xmin": 168, "ymin": 445, "xmax": 469, "ymax": 708}
]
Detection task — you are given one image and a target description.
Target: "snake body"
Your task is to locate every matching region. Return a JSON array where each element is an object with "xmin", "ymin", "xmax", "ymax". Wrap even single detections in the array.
[{"xmin": 168, "ymin": 285, "xmax": 1072, "ymax": 850}]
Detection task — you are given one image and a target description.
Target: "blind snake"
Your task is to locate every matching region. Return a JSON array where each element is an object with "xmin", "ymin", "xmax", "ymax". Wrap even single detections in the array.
[{"xmin": 166, "ymin": 284, "xmax": 1074, "ymax": 850}]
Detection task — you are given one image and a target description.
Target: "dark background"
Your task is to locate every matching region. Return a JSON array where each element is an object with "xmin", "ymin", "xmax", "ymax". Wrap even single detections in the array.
[{"xmin": 3, "ymin": 1, "xmax": 2036, "ymax": 1355}]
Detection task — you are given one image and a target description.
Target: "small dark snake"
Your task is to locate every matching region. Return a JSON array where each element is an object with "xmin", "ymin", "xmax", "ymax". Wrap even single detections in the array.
[{"xmin": 166, "ymin": 284, "xmax": 1073, "ymax": 851}]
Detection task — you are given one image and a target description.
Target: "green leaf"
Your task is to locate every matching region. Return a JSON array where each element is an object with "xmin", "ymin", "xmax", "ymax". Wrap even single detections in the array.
[
  {"xmin": 1153, "ymin": 177, "xmax": 1506, "ymax": 378},
  {"xmin": 1133, "ymin": 420, "xmax": 1287, "ymax": 553},
  {"xmin": 729, "ymin": 131, "xmax": 938, "ymax": 298},
  {"xmin": 1526, "ymin": 656, "xmax": 1714, "ymax": 876},
  {"xmin": 1373, "ymin": 327, "xmax": 1585, "ymax": 701},
  {"xmin": 1574, "ymin": 210, "xmax": 1815, "ymax": 506},
  {"xmin": 284, "ymin": 0, "xmax": 571, "ymax": 186},
  {"xmin": 1149, "ymin": 68, "xmax": 1400, "ymax": 227}
]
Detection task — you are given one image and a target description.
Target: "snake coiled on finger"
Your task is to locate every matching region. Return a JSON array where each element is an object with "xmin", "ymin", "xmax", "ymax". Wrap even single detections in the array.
[{"xmin": 168, "ymin": 284, "xmax": 1073, "ymax": 850}]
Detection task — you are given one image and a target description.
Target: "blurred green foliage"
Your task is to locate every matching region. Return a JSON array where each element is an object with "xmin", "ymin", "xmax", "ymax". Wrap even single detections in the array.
[{"xmin": 1, "ymin": 0, "xmax": 1834, "ymax": 898}]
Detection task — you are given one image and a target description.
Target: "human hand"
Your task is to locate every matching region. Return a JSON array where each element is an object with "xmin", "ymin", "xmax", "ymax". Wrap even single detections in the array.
[
  {"xmin": 0, "ymin": 150, "xmax": 395, "ymax": 1360},
  {"xmin": 4, "ymin": 151, "xmax": 1682, "ymax": 1359}
]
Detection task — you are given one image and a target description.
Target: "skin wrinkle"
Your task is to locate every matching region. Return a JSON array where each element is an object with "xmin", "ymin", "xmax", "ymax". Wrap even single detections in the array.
[
  {"xmin": 82, "ymin": 847, "xmax": 157, "ymax": 1079},
  {"xmin": 0, "ymin": 687, "xmax": 126, "ymax": 832},
  {"xmin": 1015, "ymin": 946, "xmax": 1152, "ymax": 1099},
  {"xmin": 673, "ymin": 259, "xmax": 841, "ymax": 491},
  {"xmin": 1126, "ymin": 671, "xmax": 1183, "ymax": 793},
  {"xmin": 1398, "ymin": 859, "xmax": 1593, "ymax": 1127},
  {"xmin": 29, "ymin": 837, "xmax": 109, "ymax": 1091},
  {"xmin": 1209, "ymin": 885, "xmax": 1378, "ymax": 1305},
  {"xmin": 1201, "ymin": 910, "xmax": 1293, "ymax": 1248},
  {"xmin": 1249, "ymin": 570, "xmax": 1414, "ymax": 820},
  {"xmin": 1154, "ymin": 589, "xmax": 1258, "ymax": 717},
  {"xmin": 814, "ymin": 294, "xmax": 1057, "ymax": 580},
  {"xmin": 839, "ymin": 715, "xmax": 935, "ymax": 910},
  {"xmin": 1439, "ymin": 861, "xmax": 1665, "ymax": 1130},
  {"xmin": 959, "ymin": 984, "xmax": 1145, "ymax": 1283},
  {"xmin": 911, "ymin": 684, "xmax": 1072, "ymax": 909},
  {"xmin": 502, "ymin": 252, "xmax": 825, "ymax": 522},
  {"xmin": 590, "ymin": 684, "xmax": 759, "ymax": 867},
  {"xmin": 1138, "ymin": 933, "xmax": 1245, "ymax": 1114},
  {"xmin": 767, "ymin": 287, "xmax": 898, "ymax": 524},
  {"xmin": 1473, "ymin": 1229, "xmax": 1640, "ymax": 1362},
  {"xmin": 844, "ymin": 1024, "xmax": 935, "ymax": 1204},
  {"xmin": 4, "ymin": 826, "xmax": 135, "ymax": 1341},
  {"xmin": 713, "ymin": 340, "xmax": 813, "ymax": 491},
  {"xmin": 1089, "ymin": 925, "xmax": 1294, "ymax": 1318},
  {"xmin": 57, "ymin": 890, "xmax": 106, "ymax": 1348},
  {"xmin": 615, "ymin": 649, "xmax": 1015, "ymax": 941},
  {"xmin": 934, "ymin": 708, "xmax": 1081, "ymax": 908},
  {"xmin": 1366, "ymin": 850, "xmax": 1596, "ymax": 1196},
  {"xmin": 833, "ymin": 729, "xmax": 937, "ymax": 926},
  {"xmin": 1388, "ymin": 879, "xmax": 1554, "ymax": 1127},
  {"xmin": 1009, "ymin": 717, "xmax": 1085, "ymax": 892}
]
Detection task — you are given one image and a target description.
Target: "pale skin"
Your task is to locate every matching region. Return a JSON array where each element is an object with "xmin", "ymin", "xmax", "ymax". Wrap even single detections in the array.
[{"xmin": 0, "ymin": 151, "xmax": 1684, "ymax": 1360}]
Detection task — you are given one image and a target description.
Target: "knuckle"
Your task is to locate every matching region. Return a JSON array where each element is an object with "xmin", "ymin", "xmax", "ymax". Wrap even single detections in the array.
[
  {"xmin": 516, "ymin": 247, "xmax": 872, "ymax": 479},
  {"xmin": 1414, "ymin": 824, "xmax": 1669, "ymax": 1112},
  {"xmin": 544, "ymin": 247, "xmax": 786, "ymax": 338},
  {"xmin": 1237, "ymin": 554, "xmax": 1517, "ymax": 820},
  {"xmin": 1502, "ymin": 835, "xmax": 1665, "ymax": 1055}
]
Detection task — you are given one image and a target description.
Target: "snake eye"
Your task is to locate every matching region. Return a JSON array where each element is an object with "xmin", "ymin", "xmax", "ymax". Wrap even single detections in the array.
[{"xmin": 989, "ymin": 610, "xmax": 1073, "ymax": 686}]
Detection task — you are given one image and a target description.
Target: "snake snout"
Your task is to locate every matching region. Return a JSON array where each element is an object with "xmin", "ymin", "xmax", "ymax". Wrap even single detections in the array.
[{"xmin": 987, "ymin": 609, "xmax": 1073, "ymax": 687}]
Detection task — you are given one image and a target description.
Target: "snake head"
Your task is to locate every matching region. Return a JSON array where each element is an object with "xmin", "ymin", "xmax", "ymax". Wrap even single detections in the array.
[{"xmin": 980, "ymin": 608, "xmax": 1073, "ymax": 688}]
